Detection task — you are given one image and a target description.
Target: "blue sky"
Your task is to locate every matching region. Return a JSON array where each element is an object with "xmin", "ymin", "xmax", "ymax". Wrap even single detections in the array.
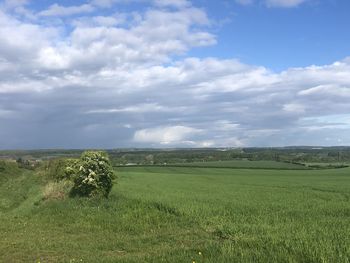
[
  {"xmin": 198, "ymin": 0, "xmax": 350, "ymax": 71},
  {"xmin": 0, "ymin": 0, "xmax": 349, "ymax": 149}
]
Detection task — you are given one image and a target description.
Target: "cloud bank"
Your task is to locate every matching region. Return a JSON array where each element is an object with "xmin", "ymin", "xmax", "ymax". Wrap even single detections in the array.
[{"xmin": 0, "ymin": 0, "xmax": 349, "ymax": 149}]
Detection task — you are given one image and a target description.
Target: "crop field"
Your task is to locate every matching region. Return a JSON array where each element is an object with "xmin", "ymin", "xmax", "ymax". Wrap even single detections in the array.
[
  {"xmin": 168, "ymin": 160, "xmax": 309, "ymax": 169},
  {"xmin": 1, "ymin": 164, "xmax": 350, "ymax": 262}
]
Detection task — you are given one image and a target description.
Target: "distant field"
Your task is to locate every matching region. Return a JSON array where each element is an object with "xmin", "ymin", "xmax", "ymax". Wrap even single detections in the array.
[
  {"xmin": 303, "ymin": 162, "xmax": 350, "ymax": 168},
  {"xmin": 168, "ymin": 160, "xmax": 309, "ymax": 169},
  {"xmin": 1, "ymin": 165, "xmax": 350, "ymax": 262}
]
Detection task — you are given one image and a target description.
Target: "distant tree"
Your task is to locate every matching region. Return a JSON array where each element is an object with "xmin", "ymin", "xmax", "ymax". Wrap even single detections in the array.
[{"xmin": 68, "ymin": 151, "xmax": 115, "ymax": 198}]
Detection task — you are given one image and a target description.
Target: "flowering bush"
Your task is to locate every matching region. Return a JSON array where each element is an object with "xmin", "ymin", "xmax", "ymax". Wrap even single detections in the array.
[{"xmin": 69, "ymin": 151, "xmax": 115, "ymax": 198}]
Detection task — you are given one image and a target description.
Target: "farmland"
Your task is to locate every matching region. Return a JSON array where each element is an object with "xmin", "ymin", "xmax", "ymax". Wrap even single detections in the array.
[
  {"xmin": 167, "ymin": 160, "xmax": 309, "ymax": 169},
  {"xmin": 1, "ymin": 0, "xmax": 350, "ymax": 262},
  {"xmin": 1, "ymin": 160, "xmax": 349, "ymax": 262}
]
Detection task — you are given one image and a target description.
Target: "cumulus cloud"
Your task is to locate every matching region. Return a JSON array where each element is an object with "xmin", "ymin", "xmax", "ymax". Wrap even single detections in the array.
[
  {"xmin": 0, "ymin": 1, "xmax": 349, "ymax": 148},
  {"xmin": 12, "ymin": 6, "xmax": 214, "ymax": 73}
]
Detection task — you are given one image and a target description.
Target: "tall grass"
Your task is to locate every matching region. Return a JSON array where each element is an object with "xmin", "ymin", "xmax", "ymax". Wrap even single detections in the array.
[{"xmin": 1, "ymin": 165, "xmax": 349, "ymax": 262}]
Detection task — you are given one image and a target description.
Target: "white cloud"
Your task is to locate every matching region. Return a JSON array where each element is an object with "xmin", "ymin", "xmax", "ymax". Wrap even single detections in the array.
[
  {"xmin": 214, "ymin": 120, "xmax": 241, "ymax": 131},
  {"xmin": 133, "ymin": 126, "xmax": 201, "ymax": 145},
  {"xmin": 0, "ymin": 1, "xmax": 350, "ymax": 148},
  {"xmin": 86, "ymin": 103, "xmax": 187, "ymax": 114},
  {"xmin": 38, "ymin": 3, "xmax": 95, "ymax": 17},
  {"xmin": 0, "ymin": 10, "xmax": 59, "ymax": 67},
  {"xmin": 92, "ymin": 15, "xmax": 123, "ymax": 26},
  {"xmin": 283, "ymin": 103, "xmax": 305, "ymax": 113},
  {"xmin": 37, "ymin": 47, "xmax": 69, "ymax": 70},
  {"xmin": 0, "ymin": 81, "xmax": 49, "ymax": 93},
  {"xmin": 31, "ymin": 7, "xmax": 214, "ymax": 72},
  {"xmin": 298, "ymin": 84, "xmax": 350, "ymax": 97}
]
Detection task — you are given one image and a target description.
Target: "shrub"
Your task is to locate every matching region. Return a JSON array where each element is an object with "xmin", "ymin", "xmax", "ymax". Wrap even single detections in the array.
[
  {"xmin": 45, "ymin": 159, "xmax": 67, "ymax": 181},
  {"xmin": 41, "ymin": 158, "xmax": 79, "ymax": 182},
  {"xmin": 0, "ymin": 160, "xmax": 20, "ymax": 175},
  {"xmin": 70, "ymin": 151, "xmax": 115, "ymax": 198}
]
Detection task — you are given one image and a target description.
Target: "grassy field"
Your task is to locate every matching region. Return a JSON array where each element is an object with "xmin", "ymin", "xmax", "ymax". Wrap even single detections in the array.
[
  {"xmin": 167, "ymin": 160, "xmax": 309, "ymax": 169},
  {"xmin": 1, "ymin": 165, "xmax": 350, "ymax": 262}
]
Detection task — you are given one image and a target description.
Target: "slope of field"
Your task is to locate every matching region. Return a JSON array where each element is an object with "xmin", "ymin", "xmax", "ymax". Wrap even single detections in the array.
[
  {"xmin": 1, "ymin": 165, "xmax": 350, "ymax": 262},
  {"xmin": 169, "ymin": 160, "xmax": 309, "ymax": 169}
]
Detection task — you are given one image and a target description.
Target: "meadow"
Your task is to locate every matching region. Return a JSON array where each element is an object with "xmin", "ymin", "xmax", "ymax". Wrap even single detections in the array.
[
  {"xmin": 1, "ymin": 163, "xmax": 350, "ymax": 262},
  {"xmin": 166, "ymin": 160, "xmax": 309, "ymax": 169}
]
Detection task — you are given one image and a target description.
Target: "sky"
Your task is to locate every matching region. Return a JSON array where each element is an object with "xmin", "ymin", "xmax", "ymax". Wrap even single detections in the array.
[{"xmin": 0, "ymin": 0, "xmax": 350, "ymax": 149}]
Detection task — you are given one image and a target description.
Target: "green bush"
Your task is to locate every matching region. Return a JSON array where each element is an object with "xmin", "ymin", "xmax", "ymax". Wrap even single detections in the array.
[
  {"xmin": 42, "ymin": 158, "xmax": 78, "ymax": 181},
  {"xmin": 69, "ymin": 151, "xmax": 115, "ymax": 198},
  {"xmin": 0, "ymin": 160, "xmax": 20, "ymax": 175},
  {"xmin": 45, "ymin": 159, "xmax": 67, "ymax": 181}
]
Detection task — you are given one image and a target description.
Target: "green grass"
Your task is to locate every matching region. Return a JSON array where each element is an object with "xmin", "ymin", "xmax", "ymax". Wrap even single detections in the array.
[
  {"xmin": 168, "ymin": 160, "xmax": 309, "ymax": 169},
  {"xmin": 1, "ymin": 165, "xmax": 350, "ymax": 262}
]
